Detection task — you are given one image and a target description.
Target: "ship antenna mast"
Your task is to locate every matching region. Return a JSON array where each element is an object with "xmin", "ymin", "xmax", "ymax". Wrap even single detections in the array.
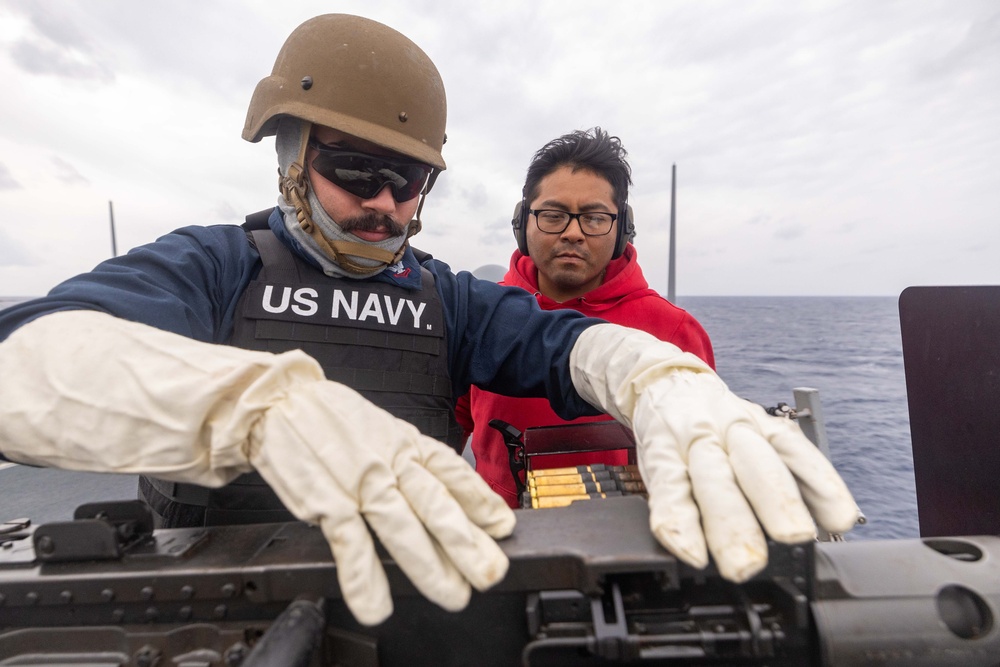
[{"xmin": 667, "ymin": 163, "xmax": 677, "ymax": 303}]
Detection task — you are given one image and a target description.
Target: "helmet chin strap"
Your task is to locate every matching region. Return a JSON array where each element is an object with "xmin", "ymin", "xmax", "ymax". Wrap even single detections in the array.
[{"xmin": 278, "ymin": 120, "xmax": 423, "ymax": 275}]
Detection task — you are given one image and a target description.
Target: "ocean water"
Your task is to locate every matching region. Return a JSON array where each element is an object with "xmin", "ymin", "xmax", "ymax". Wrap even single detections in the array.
[
  {"xmin": 0, "ymin": 295, "xmax": 919, "ymax": 540},
  {"xmin": 679, "ymin": 296, "xmax": 918, "ymax": 541}
]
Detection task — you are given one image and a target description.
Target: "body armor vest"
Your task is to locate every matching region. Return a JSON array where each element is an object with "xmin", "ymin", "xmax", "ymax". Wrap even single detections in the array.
[{"xmin": 141, "ymin": 222, "xmax": 462, "ymax": 527}]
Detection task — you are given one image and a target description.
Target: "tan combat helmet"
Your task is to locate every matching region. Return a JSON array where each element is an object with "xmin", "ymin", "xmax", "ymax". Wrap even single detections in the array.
[
  {"xmin": 243, "ymin": 14, "xmax": 447, "ymax": 170},
  {"xmin": 242, "ymin": 14, "xmax": 447, "ymax": 273}
]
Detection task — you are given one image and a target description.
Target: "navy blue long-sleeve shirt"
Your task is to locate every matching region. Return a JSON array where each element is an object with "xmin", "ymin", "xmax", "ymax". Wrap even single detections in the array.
[{"xmin": 0, "ymin": 209, "xmax": 604, "ymax": 462}]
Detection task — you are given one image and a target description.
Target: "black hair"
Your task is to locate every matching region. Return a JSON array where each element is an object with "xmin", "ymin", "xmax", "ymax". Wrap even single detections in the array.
[{"xmin": 522, "ymin": 127, "xmax": 633, "ymax": 211}]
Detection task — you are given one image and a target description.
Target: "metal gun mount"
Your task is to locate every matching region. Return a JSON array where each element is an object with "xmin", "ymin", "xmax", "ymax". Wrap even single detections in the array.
[{"xmin": 2, "ymin": 498, "xmax": 999, "ymax": 666}]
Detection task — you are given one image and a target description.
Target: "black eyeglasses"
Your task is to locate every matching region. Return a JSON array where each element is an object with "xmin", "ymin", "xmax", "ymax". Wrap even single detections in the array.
[
  {"xmin": 530, "ymin": 209, "xmax": 618, "ymax": 236},
  {"xmin": 308, "ymin": 139, "xmax": 433, "ymax": 203}
]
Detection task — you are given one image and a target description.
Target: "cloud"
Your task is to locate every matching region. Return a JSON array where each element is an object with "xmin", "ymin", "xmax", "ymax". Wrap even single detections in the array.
[
  {"xmin": 7, "ymin": 4, "xmax": 114, "ymax": 82},
  {"xmin": 1, "ymin": 0, "xmax": 274, "ymax": 100},
  {"xmin": 212, "ymin": 201, "xmax": 242, "ymax": 223},
  {"xmin": 460, "ymin": 182, "xmax": 489, "ymax": 210},
  {"xmin": 0, "ymin": 226, "xmax": 35, "ymax": 267},
  {"xmin": 0, "ymin": 163, "xmax": 20, "ymax": 190},
  {"xmin": 0, "ymin": 1, "xmax": 997, "ymax": 296},
  {"xmin": 480, "ymin": 215, "xmax": 518, "ymax": 247},
  {"xmin": 915, "ymin": 10, "xmax": 1000, "ymax": 82},
  {"xmin": 773, "ymin": 222, "xmax": 805, "ymax": 241},
  {"xmin": 50, "ymin": 156, "xmax": 89, "ymax": 185}
]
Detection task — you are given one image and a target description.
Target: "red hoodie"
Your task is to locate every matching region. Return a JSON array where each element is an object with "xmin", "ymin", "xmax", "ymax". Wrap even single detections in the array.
[{"xmin": 455, "ymin": 244, "xmax": 715, "ymax": 507}]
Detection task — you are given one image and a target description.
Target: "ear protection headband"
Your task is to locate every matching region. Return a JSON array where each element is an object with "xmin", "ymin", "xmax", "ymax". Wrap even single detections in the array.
[{"xmin": 511, "ymin": 200, "xmax": 635, "ymax": 259}]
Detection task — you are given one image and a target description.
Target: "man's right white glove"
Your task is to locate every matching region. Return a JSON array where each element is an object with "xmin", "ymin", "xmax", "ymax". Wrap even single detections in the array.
[
  {"xmin": 250, "ymin": 380, "xmax": 514, "ymax": 625},
  {"xmin": 570, "ymin": 324, "xmax": 859, "ymax": 582},
  {"xmin": 0, "ymin": 311, "xmax": 515, "ymax": 626}
]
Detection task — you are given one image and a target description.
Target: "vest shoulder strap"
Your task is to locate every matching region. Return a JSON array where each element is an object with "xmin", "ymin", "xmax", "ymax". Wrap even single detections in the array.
[
  {"xmin": 249, "ymin": 228, "xmax": 302, "ymax": 282},
  {"xmin": 243, "ymin": 208, "xmax": 274, "ymax": 231}
]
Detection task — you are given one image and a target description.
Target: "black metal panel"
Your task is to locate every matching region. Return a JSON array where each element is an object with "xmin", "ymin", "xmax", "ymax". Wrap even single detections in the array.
[
  {"xmin": 6, "ymin": 497, "xmax": 1000, "ymax": 664},
  {"xmin": 899, "ymin": 285, "xmax": 1000, "ymax": 537},
  {"xmin": 0, "ymin": 498, "xmax": 815, "ymax": 666}
]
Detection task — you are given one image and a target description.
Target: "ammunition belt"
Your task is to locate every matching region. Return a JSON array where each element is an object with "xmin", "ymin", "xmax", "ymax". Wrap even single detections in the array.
[{"xmin": 523, "ymin": 464, "xmax": 647, "ymax": 509}]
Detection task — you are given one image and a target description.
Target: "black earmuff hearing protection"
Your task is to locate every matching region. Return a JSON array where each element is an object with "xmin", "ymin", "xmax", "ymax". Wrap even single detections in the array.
[
  {"xmin": 510, "ymin": 200, "xmax": 530, "ymax": 256},
  {"xmin": 511, "ymin": 200, "xmax": 635, "ymax": 259}
]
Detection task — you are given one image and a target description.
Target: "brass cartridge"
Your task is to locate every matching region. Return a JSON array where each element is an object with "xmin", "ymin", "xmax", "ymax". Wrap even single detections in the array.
[{"xmin": 530, "ymin": 491, "xmax": 624, "ymax": 509}]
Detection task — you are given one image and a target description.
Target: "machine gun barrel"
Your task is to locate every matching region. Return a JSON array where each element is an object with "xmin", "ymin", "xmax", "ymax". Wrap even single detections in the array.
[{"xmin": 2, "ymin": 497, "xmax": 999, "ymax": 666}]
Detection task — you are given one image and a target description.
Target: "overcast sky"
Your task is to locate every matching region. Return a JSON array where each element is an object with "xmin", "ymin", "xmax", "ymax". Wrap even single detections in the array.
[{"xmin": 1, "ymin": 0, "xmax": 997, "ymax": 297}]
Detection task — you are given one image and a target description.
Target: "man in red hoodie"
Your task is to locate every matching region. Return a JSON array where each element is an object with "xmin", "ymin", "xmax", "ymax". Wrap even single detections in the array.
[{"xmin": 455, "ymin": 128, "xmax": 716, "ymax": 507}]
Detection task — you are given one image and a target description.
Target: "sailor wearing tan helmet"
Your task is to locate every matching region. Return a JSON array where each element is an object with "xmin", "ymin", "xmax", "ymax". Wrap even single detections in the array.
[{"xmin": 0, "ymin": 14, "xmax": 859, "ymax": 626}]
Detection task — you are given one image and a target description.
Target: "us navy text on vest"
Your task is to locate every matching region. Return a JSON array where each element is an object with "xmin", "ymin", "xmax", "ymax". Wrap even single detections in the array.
[{"xmin": 243, "ymin": 283, "xmax": 440, "ymax": 336}]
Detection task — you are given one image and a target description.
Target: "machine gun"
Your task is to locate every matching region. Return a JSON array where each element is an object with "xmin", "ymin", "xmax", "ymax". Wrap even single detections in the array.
[{"xmin": 2, "ymin": 496, "xmax": 999, "ymax": 666}]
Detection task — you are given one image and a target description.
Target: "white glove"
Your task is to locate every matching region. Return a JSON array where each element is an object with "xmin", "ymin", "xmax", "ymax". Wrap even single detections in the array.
[
  {"xmin": 570, "ymin": 324, "xmax": 858, "ymax": 582},
  {"xmin": 0, "ymin": 311, "xmax": 515, "ymax": 625}
]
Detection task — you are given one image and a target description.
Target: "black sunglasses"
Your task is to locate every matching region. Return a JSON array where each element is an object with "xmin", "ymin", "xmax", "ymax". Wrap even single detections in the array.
[{"xmin": 308, "ymin": 139, "xmax": 433, "ymax": 203}]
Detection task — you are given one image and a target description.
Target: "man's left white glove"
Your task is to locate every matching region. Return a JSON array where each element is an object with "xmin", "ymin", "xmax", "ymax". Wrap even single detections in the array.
[
  {"xmin": 0, "ymin": 311, "xmax": 515, "ymax": 626},
  {"xmin": 570, "ymin": 324, "xmax": 859, "ymax": 582}
]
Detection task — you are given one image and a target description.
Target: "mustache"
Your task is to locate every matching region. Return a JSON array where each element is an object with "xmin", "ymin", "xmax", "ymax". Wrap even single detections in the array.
[{"xmin": 338, "ymin": 213, "xmax": 407, "ymax": 239}]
